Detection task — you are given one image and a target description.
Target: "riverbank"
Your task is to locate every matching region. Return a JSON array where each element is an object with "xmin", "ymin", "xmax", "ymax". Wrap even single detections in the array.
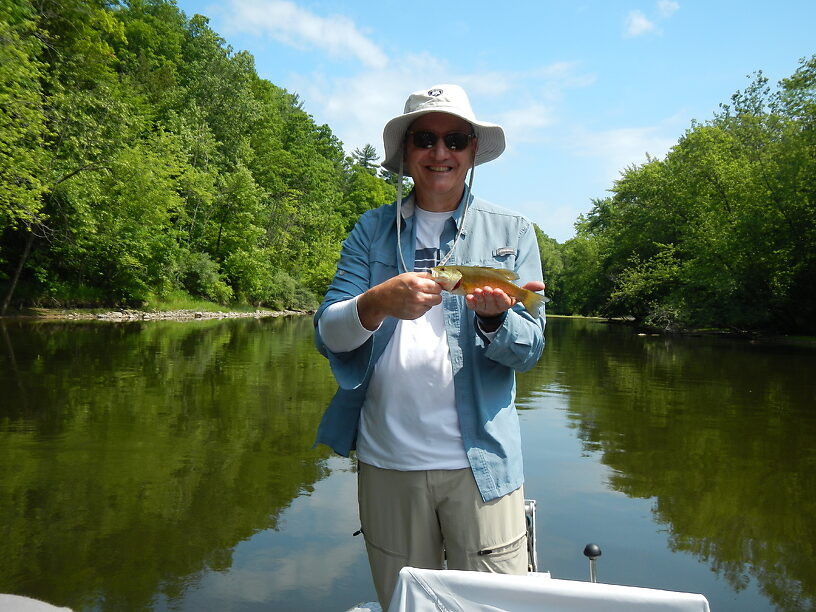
[
  {"xmin": 0, "ymin": 307, "xmax": 309, "ymax": 322},
  {"xmin": 548, "ymin": 313, "xmax": 816, "ymax": 347},
  {"xmin": 4, "ymin": 309, "xmax": 813, "ymax": 345}
]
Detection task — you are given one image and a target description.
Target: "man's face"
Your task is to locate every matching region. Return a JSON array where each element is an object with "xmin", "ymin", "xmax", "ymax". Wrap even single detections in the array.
[{"xmin": 404, "ymin": 112, "xmax": 477, "ymax": 210}]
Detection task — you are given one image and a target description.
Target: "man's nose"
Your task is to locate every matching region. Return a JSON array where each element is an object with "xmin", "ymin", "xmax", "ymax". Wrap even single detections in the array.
[{"xmin": 429, "ymin": 137, "xmax": 448, "ymax": 158}]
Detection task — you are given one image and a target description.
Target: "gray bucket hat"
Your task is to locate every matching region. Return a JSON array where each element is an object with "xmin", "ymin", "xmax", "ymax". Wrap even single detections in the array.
[{"xmin": 381, "ymin": 84, "xmax": 506, "ymax": 175}]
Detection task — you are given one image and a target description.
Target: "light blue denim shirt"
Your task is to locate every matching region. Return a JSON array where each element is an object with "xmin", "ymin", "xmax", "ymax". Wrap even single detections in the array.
[{"xmin": 313, "ymin": 191, "xmax": 545, "ymax": 502}]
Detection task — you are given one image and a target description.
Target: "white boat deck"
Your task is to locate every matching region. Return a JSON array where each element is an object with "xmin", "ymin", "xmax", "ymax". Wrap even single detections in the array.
[{"xmin": 348, "ymin": 567, "xmax": 711, "ymax": 612}]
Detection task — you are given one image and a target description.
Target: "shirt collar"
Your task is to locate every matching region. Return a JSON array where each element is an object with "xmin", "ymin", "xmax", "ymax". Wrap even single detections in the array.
[{"xmin": 400, "ymin": 189, "xmax": 472, "ymax": 230}]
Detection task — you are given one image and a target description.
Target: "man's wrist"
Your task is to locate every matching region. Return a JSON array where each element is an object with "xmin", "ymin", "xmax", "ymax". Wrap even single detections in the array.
[{"xmin": 357, "ymin": 287, "xmax": 386, "ymax": 331}]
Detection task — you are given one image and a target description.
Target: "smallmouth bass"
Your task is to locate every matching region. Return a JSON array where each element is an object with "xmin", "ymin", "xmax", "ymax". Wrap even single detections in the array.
[{"xmin": 430, "ymin": 265, "xmax": 548, "ymax": 316}]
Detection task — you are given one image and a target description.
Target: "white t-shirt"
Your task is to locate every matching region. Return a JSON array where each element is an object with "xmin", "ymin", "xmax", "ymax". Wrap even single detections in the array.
[{"xmin": 356, "ymin": 207, "xmax": 469, "ymax": 470}]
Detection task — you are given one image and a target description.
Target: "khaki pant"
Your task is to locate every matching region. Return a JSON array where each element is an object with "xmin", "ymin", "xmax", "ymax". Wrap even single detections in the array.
[{"xmin": 358, "ymin": 462, "xmax": 528, "ymax": 609}]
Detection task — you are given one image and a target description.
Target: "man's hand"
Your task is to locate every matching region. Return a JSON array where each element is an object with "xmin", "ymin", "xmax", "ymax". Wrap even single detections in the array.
[
  {"xmin": 466, "ymin": 281, "xmax": 546, "ymax": 331},
  {"xmin": 465, "ymin": 286, "xmax": 515, "ymax": 318},
  {"xmin": 357, "ymin": 272, "xmax": 442, "ymax": 330},
  {"xmin": 465, "ymin": 281, "xmax": 545, "ymax": 317}
]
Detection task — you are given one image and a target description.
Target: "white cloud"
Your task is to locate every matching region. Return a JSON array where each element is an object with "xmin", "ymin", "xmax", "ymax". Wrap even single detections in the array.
[
  {"xmin": 625, "ymin": 10, "xmax": 658, "ymax": 37},
  {"xmin": 190, "ymin": 459, "xmax": 365, "ymax": 605},
  {"xmin": 289, "ymin": 59, "xmax": 595, "ymax": 163},
  {"xmin": 623, "ymin": 2, "xmax": 679, "ymax": 39},
  {"xmin": 289, "ymin": 52, "xmax": 452, "ymax": 158},
  {"xmin": 657, "ymin": 0, "xmax": 680, "ymax": 18},
  {"xmin": 499, "ymin": 102, "xmax": 557, "ymax": 132},
  {"xmin": 518, "ymin": 200, "xmax": 585, "ymax": 242},
  {"xmin": 221, "ymin": 0, "xmax": 388, "ymax": 69},
  {"xmin": 228, "ymin": 0, "xmax": 597, "ymax": 162},
  {"xmin": 568, "ymin": 124, "xmax": 676, "ymax": 184},
  {"xmin": 497, "ymin": 102, "xmax": 557, "ymax": 148}
]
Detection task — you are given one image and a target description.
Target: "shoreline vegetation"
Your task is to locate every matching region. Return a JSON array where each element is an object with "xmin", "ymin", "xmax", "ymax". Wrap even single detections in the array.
[
  {"xmin": 3, "ymin": 309, "xmax": 812, "ymax": 347},
  {"xmin": 0, "ymin": 307, "xmax": 309, "ymax": 322}
]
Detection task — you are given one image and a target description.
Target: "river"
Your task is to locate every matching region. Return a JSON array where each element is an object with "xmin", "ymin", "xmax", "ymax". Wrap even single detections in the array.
[{"xmin": 0, "ymin": 315, "xmax": 814, "ymax": 611}]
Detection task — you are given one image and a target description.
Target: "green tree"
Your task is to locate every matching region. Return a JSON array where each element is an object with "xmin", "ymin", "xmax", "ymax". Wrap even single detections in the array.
[
  {"xmin": 533, "ymin": 226, "xmax": 563, "ymax": 307},
  {"xmin": 339, "ymin": 166, "xmax": 396, "ymax": 230},
  {"xmin": 558, "ymin": 56, "xmax": 816, "ymax": 332},
  {"xmin": 0, "ymin": 0, "xmax": 453, "ymax": 312},
  {"xmin": 0, "ymin": 0, "xmax": 47, "ymax": 232},
  {"xmin": 350, "ymin": 143, "xmax": 379, "ymax": 174},
  {"xmin": 0, "ymin": 0, "xmax": 48, "ymax": 313},
  {"xmin": 558, "ymin": 227, "xmax": 608, "ymax": 316}
]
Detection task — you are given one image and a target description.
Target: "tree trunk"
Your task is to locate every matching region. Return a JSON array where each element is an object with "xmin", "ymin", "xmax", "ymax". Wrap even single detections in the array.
[{"xmin": 1, "ymin": 231, "xmax": 34, "ymax": 316}]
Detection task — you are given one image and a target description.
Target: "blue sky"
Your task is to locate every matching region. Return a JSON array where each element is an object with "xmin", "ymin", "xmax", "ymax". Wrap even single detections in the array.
[{"xmin": 173, "ymin": 0, "xmax": 815, "ymax": 243}]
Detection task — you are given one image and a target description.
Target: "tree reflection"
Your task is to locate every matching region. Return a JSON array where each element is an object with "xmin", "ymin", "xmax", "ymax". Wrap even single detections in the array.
[
  {"xmin": 4, "ymin": 315, "xmax": 814, "ymax": 612},
  {"xmin": 517, "ymin": 317, "xmax": 816, "ymax": 612},
  {"xmin": 0, "ymin": 316, "xmax": 336, "ymax": 610}
]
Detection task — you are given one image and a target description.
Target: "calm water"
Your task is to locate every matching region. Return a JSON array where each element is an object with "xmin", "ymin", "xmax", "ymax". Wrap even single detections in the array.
[{"xmin": 0, "ymin": 316, "xmax": 814, "ymax": 611}]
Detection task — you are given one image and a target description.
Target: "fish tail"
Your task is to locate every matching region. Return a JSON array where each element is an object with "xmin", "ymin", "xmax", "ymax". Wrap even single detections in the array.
[{"xmin": 521, "ymin": 290, "xmax": 547, "ymax": 317}]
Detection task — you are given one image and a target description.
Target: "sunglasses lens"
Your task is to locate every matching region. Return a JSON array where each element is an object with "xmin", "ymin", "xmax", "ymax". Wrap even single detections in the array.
[
  {"xmin": 410, "ymin": 131, "xmax": 473, "ymax": 150},
  {"xmin": 412, "ymin": 131, "xmax": 437, "ymax": 148},
  {"xmin": 444, "ymin": 133, "xmax": 471, "ymax": 150}
]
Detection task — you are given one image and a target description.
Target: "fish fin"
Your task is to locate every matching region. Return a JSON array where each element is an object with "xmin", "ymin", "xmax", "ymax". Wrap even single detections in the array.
[
  {"xmin": 496, "ymin": 268, "xmax": 520, "ymax": 281},
  {"xmin": 521, "ymin": 291, "xmax": 548, "ymax": 317}
]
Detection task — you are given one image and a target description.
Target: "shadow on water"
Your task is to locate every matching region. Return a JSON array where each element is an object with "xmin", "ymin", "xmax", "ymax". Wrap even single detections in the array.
[
  {"xmin": 517, "ymin": 317, "xmax": 816, "ymax": 612},
  {"xmin": 0, "ymin": 316, "xmax": 337, "ymax": 611}
]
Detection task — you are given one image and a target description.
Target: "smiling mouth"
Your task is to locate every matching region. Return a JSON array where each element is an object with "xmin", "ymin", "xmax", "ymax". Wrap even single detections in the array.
[{"xmin": 427, "ymin": 166, "xmax": 452, "ymax": 172}]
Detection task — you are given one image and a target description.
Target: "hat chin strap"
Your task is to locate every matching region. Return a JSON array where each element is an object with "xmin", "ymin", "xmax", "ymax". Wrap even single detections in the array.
[{"xmin": 396, "ymin": 158, "xmax": 476, "ymax": 274}]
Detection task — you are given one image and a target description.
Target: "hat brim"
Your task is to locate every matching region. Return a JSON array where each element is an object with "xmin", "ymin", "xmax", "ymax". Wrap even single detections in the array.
[{"xmin": 381, "ymin": 110, "xmax": 505, "ymax": 175}]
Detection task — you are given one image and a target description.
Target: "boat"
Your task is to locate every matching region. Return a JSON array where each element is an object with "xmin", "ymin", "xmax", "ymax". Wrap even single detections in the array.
[
  {"xmin": 0, "ymin": 595, "xmax": 72, "ymax": 611},
  {"xmin": 347, "ymin": 499, "xmax": 711, "ymax": 612}
]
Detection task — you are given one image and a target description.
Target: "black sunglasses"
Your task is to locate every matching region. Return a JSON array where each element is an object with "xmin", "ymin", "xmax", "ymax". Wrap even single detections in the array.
[{"xmin": 407, "ymin": 130, "xmax": 475, "ymax": 151}]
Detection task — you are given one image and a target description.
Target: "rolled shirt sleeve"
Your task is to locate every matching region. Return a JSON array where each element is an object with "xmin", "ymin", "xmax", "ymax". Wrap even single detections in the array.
[{"xmin": 317, "ymin": 295, "xmax": 377, "ymax": 354}]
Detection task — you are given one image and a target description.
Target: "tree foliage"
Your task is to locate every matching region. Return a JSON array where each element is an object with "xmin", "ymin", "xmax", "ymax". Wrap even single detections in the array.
[
  {"xmin": 0, "ymin": 0, "xmax": 395, "ymax": 312},
  {"xmin": 2, "ymin": 0, "xmax": 813, "ymax": 334},
  {"xmin": 0, "ymin": 0, "xmax": 47, "ymax": 232},
  {"xmin": 547, "ymin": 56, "xmax": 816, "ymax": 333}
]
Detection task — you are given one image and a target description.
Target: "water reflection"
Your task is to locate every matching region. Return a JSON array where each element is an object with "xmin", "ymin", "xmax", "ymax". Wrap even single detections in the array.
[
  {"xmin": 1, "ymin": 316, "xmax": 814, "ymax": 611},
  {"xmin": 0, "ymin": 317, "xmax": 337, "ymax": 611},
  {"xmin": 517, "ymin": 317, "xmax": 816, "ymax": 612}
]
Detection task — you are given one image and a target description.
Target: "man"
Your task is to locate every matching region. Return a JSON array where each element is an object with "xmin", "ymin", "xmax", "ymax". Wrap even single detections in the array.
[{"xmin": 314, "ymin": 84, "xmax": 545, "ymax": 608}]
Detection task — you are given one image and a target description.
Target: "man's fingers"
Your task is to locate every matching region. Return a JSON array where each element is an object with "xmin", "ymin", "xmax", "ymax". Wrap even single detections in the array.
[
  {"xmin": 465, "ymin": 287, "xmax": 515, "ymax": 317},
  {"xmin": 522, "ymin": 281, "xmax": 545, "ymax": 292}
]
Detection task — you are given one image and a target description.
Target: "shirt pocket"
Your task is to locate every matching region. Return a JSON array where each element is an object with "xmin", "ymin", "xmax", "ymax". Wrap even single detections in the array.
[
  {"xmin": 369, "ymin": 252, "xmax": 398, "ymax": 286},
  {"xmin": 470, "ymin": 246, "xmax": 517, "ymax": 271}
]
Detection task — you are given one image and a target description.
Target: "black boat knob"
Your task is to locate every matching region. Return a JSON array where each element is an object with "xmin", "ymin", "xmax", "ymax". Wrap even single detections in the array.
[
  {"xmin": 583, "ymin": 543, "xmax": 602, "ymax": 560},
  {"xmin": 583, "ymin": 543, "xmax": 602, "ymax": 582}
]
